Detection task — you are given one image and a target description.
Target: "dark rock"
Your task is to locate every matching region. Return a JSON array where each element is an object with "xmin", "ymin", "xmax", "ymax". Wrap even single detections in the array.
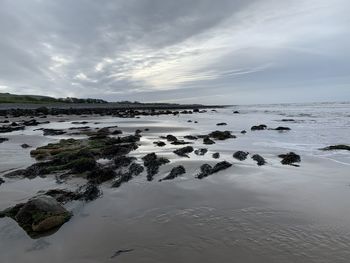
[
  {"xmin": 111, "ymin": 130, "xmax": 123, "ymax": 135},
  {"xmin": 0, "ymin": 138, "xmax": 9, "ymax": 143},
  {"xmin": 194, "ymin": 148, "xmax": 208, "ymax": 156},
  {"xmin": 203, "ymin": 136, "xmax": 215, "ymax": 145},
  {"xmin": 165, "ymin": 134, "xmax": 177, "ymax": 142},
  {"xmin": 69, "ymin": 158, "xmax": 96, "ymax": 173},
  {"xmin": 159, "ymin": 165, "xmax": 186, "ymax": 181},
  {"xmin": 23, "ymin": 119, "xmax": 41, "ymax": 126},
  {"xmin": 197, "ymin": 161, "xmax": 232, "ymax": 179},
  {"xmin": 142, "ymin": 153, "xmax": 170, "ymax": 181},
  {"xmin": 36, "ymin": 106, "xmax": 49, "ymax": 115},
  {"xmin": 173, "ymin": 146, "xmax": 194, "ymax": 157},
  {"xmin": 171, "ymin": 140, "xmax": 191, "ymax": 145},
  {"xmin": 87, "ymin": 166, "xmax": 117, "ymax": 184},
  {"xmin": 320, "ymin": 145, "xmax": 350, "ymax": 151},
  {"xmin": 187, "ymin": 120, "xmax": 192, "ymax": 122},
  {"xmin": 233, "ymin": 111, "xmax": 240, "ymax": 114},
  {"xmin": 278, "ymin": 152, "xmax": 301, "ymax": 165},
  {"xmin": 0, "ymin": 196, "xmax": 71, "ymax": 238},
  {"xmin": 216, "ymin": 122, "xmax": 227, "ymax": 126},
  {"xmin": 43, "ymin": 189, "xmax": 79, "ymax": 204},
  {"xmin": 251, "ymin": 124, "xmax": 267, "ymax": 131},
  {"xmin": 196, "ymin": 164, "xmax": 213, "ymax": 179},
  {"xmin": 43, "ymin": 129, "xmax": 66, "ymax": 136},
  {"xmin": 211, "ymin": 161, "xmax": 232, "ymax": 174},
  {"xmin": 241, "ymin": 130, "xmax": 247, "ymax": 134},
  {"xmin": 208, "ymin": 130, "xmax": 235, "ymax": 140},
  {"xmin": 274, "ymin": 126, "xmax": 291, "ymax": 131},
  {"xmin": 0, "ymin": 125, "xmax": 25, "ymax": 133},
  {"xmin": 129, "ymin": 163, "xmax": 144, "ymax": 176},
  {"xmin": 212, "ymin": 152, "xmax": 220, "ymax": 159},
  {"xmin": 153, "ymin": 141, "xmax": 166, "ymax": 147},
  {"xmin": 102, "ymin": 144, "xmax": 138, "ymax": 158},
  {"xmin": 76, "ymin": 183, "xmax": 101, "ymax": 201},
  {"xmin": 114, "ymin": 156, "xmax": 136, "ymax": 169},
  {"xmin": 233, "ymin": 151, "xmax": 249, "ymax": 161},
  {"xmin": 0, "ymin": 177, "xmax": 4, "ymax": 185},
  {"xmin": 251, "ymin": 154, "xmax": 266, "ymax": 166},
  {"xmin": 21, "ymin": 144, "xmax": 31, "ymax": 148},
  {"xmin": 281, "ymin": 119, "xmax": 295, "ymax": 122},
  {"xmin": 184, "ymin": 135, "xmax": 198, "ymax": 140},
  {"xmin": 71, "ymin": 121, "xmax": 89, "ymax": 124}
]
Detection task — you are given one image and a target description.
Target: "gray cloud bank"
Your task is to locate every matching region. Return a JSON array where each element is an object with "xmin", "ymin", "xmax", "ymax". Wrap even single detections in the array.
[{"xmin": 0, "ymin": 0, "xmax": 349, "ymax": 104}]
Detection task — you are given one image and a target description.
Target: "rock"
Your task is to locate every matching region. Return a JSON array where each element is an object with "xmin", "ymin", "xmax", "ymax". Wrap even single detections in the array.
[
  {"xmin": 76, "ymin": 183, "xmax": 101, "ymax": 201},
  {"xmin": 171, "ymin": 140, "xmax": 191, "ymax": 145},
  {"xmin": 197, "ymin": 161, "xmax": 232, "ymax": 179},
  {"xmin": 274, "ymin": 126, "xmax": 291, "ymax": 131},
  {"xmin": 0, "ymin": 177, "xmax": 4, "ymax": 185},
  {"xmin": 278, "ymin": 152, "xmax": 301, "ymax": 165},
  {"xmin": 320, "ymin": 145, "xmax": 350, "ymax": 151},
  {"xmin": 114, "ymin": 156, "xmax": 136, "ymax": 169},
  {"xmin": 212, "ymin": 152, "xmax": 220, "ymax": 159},
  {"xmin": 0, "ymin": 138, "xmax": 9, "ymax": 143},
  {"xmin": 129, "ymin": 163, "xmax": 144, "ymax": 176},
  {"xmin": 184, "ymin": 135, "xmax": 198, "ymax": 140},
  {"xmin": 241, "ymin": 130, "xmax": 247, "ymax": 134},
  {"xmin": 251, "ymin": 124, "xmax": 267, "ymax": 131},
  {"xmin": 111, "ymin": 130, "xmax": 123, "ymax": 135},
  {"xmin": 36, "ymin": 106, "xmax": 49, "ymax": 115},
  {"xmin": 23, "ymin": 119, "xmax": 40, "ymax": 126},
  {"xmin": 142, "ymin": 153, "xmax": 170, "ymax": 181},
  {"xmin": 87, "ymin": 166, "xmax": 117, "ymax": 184},
  {"xmin": 153, "ymin": 141, "xmax": 166, "ymax": 147},
  {"xmin": 165, "ymin": 134, "xmax": 177, "ymax": 142},
  {"xmin": 43, "ymin": 129, "xmax": 66, "ymax": 136},
  {"xmin": 43, "ymin": 189, "xmax": 79, "ymax": 204},
  {"xmin": 208, "ymin": 130, "xmax": 235, "ymax": 140},
  {"xmin": 159, "ymin": 166, "xmax": 186, "ymax": 181},
  {"xmin": 216, "ymin": 122, "xmax": 227, "ymax": 126},
  {"xmin": 251, "ymin": 154, "xmax": 266, "ymax": 166},
  {"xmin": 281, "ymin": 119, "xmax": 295, "ymax": 122},
  {"xmin": 196, "ymin": 164, "xmax": 213, "ymax": 179},
  {"xmin": 187, "ymin": 120, "xmax": 192, "ymax": 123},
  {"xmin": 69, "ymin": 157, "xmax": 96, "ymax": 173},
  {"xmin": 173, "ymin": 146, "xmax": 194, "ymax": 157},
  {"xmin": 203, "ymin": 136, "xmax": 215, "ymax": 145},
  {"xmin": 211, "ymin": 161, "xmax": 232, "ymax": 174},
  {"xmin": 0, "ymin": 125, "xmax": 25, "ymax": 133},
  {"xmin": 233, "ymin": 151, "xmax": 249, "ymax": 161},
  {"xmin": 21, "ymin": 143, "xmax": 31, "ymax": 148},
  {"xmin": 233, "ymin": 111, "xmax": 240, "ymax": 114},
  {"xmin": 0, "ymin": 196, "xmax": 71, "ymax": 238},
  {"xmin": 194, "ymin": 148, "xmax": 208, "ymax": 156},
  {"xmin": 71, "ymin": 121, "xmax": 89, "ymax": 124}
]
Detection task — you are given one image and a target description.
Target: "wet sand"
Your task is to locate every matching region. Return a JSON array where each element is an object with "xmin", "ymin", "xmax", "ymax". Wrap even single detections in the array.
[{"xmin": 1, "ymin": 103, "xmax": 350, "ymax": 263}]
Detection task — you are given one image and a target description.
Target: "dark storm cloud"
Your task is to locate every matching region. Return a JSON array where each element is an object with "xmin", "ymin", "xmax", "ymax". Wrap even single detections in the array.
[{"xmin": 0, "ymin": 0, "xmax": 349, "ymax": 103}]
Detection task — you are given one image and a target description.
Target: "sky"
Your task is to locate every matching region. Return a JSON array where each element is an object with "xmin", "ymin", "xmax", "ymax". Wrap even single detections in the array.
[{"xmin": 0, "ymin": 0, "xmax": 349, "ymax": 104}]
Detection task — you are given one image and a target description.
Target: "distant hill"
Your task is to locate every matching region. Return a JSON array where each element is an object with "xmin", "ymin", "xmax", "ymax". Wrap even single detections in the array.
[{"xmin": 0, "ymin": 93, "xmax": 108, "ymax": 104}]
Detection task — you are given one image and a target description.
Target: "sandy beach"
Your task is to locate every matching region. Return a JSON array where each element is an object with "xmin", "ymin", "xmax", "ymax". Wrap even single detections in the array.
[{"xmin": 0, "ymin": 102, "xmax": 350, "ymax": 263}]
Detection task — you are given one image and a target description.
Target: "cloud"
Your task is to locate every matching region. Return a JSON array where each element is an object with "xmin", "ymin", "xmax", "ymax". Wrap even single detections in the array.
[{"xmin": 0, "ymin": 0, "xmax": 349, "ymax": 103}]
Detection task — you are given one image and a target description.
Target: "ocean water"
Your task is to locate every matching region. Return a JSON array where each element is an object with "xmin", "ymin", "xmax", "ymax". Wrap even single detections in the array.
[{"xmin": 0, "ymin": 102, "xmax": 349, "ymax": 263}]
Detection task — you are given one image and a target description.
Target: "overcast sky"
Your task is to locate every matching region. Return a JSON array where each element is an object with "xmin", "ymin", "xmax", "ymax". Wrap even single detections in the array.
[{"xmin": 0, "ymin": 0, "xmax": 349, "ymax": 104}]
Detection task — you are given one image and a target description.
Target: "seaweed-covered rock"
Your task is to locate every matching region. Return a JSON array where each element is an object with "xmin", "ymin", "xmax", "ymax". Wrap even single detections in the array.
[
  {"xmin": 0, "ymin": 196, "xmax": 71, "ymax": 238},
  {"xmin": 251, "ymin": 154, "xmax": 266, "ymax": 166},
  {"xmin": 320, "ymin": 145, "xmax": 350, "ymax": 151},
  {"xmin": 194, "ymin": 148, "xmax": 208, "ymax": 156},
  {"xmin": 142, "ymin": 153, "xmax": 170, "ymax": 181},
  {"xmin": 278, "ymin": 152, "xmax": 301, "ymax": 165},
  {"xmin": 203, "ymin": 136, "xmax": 215, "ymax": 145},
  {"xmin": 129, "ymin": 163, "xmax": 144, "ymax": 176},
  {"xmin": 173, "ymin": 146, "xmax": 194, "ymax": 157},
  {"xmin": 208, "ymin": 130, "xmax": 235, "ymax": 140},
  {"xmin": 159, "ymin": 165, "xmax": 186, "ymax": 181},
  {"xmin": 114, "ymin": 156, "xmax": 136, "ymax": 169},
  {"xmin": 76, "ymin": 183, "xmax": 101, "ymax": 201},
  {"xmin": 212, "ymin": 152, "xmax": 220, "ymax": 159},
  {"xmin": 87, "ymin": 166, "xmax": 117, "ymax": 184},
  {"xmin": 233, "ymin": 151, "xmax": 249, "ymax": 161}
]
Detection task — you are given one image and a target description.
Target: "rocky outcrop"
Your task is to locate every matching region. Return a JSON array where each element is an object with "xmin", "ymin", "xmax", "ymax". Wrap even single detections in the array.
[
  {"xmin": 173, "ymin": 146, "xmax": 194, "ymax": 157},
  {"xmin": 194, "ymin": 148, "xmax": 208, "ymax": 156},
  {"xmin": 0, "ymin": 196, "xmax": 71, "ymax": 238},
  {"xmin": 233, "ymin": 151, "xmax": 249, "ymax": 161},
  {"xmin": 320, "ymin": 145, "xmax": 350, "ymax": 151},
  {"xmin": 278, "ymin": 152, "xmax": 301, "ymax": 165},
  {"xmin": 142, "ymin": 153, "xmax": 170, "ymax": 181},
  {"xmin": 197, "ymin": 161, "xmax": 232, "ymax": 179},
  {"xmin": 251, "ymin": 124, "xmax": 267, "ymax": 131},
  {"xmin": 208, "ymin": 130, "xmax": 235, "ymax": 140},
  {"xmin": 251, "ymin": 154, "xmax": 266, "ymax": 166},
  {"xmin": 159, "ymin": 166, "xmax": 186, "ymax": 181}
]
